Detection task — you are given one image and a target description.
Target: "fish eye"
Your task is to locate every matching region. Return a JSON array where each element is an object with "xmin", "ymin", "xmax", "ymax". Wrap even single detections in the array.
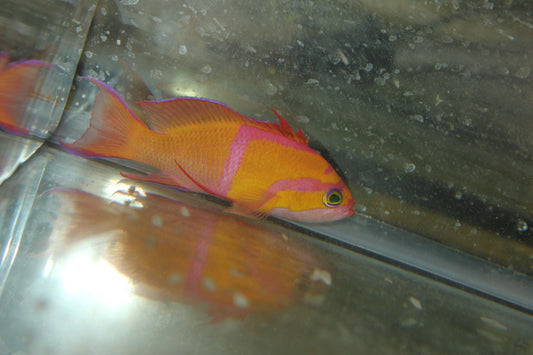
[{"xmin": 323, "ymin": 189, "xmax": 343, "ymax": 207}]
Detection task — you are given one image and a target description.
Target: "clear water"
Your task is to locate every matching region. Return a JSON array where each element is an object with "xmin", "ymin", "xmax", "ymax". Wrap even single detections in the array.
[{"xmin": 1, "ymin": 0, "xmax": 532, "ymax": 354}]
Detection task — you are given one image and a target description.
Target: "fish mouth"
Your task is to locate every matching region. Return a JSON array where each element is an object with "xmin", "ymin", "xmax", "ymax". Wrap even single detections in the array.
[{"xmin": 269, "ymin": 201, "xmax": 355, "ymax": 223}]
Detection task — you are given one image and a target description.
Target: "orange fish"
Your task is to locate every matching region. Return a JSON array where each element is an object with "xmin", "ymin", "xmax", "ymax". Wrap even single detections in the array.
[
  {"xmin": 0, "ymin": 53, "xmax": 50, "ymax": 135},
  {"xmin": 49, "ymin": 188, "xmax": 330, "ymax": 321},
  {"xmin": 61, "ymin": 78, "xmax": 355, "ymax": 222}
]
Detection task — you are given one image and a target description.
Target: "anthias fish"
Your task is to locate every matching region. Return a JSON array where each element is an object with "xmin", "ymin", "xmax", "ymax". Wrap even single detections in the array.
[
  {"xmin": 0, "ymin": 53, "xmax": 50, "ymax": 135},
  {"xmin": 62, "ymin": 78, "xmax": 355, "ymax": 222}
]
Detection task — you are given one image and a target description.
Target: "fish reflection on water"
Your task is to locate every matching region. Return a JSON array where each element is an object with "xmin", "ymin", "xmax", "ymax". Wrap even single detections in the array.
[{"xmin": 47, "ymin": 187, "xmax": 331, "ymax": 321}]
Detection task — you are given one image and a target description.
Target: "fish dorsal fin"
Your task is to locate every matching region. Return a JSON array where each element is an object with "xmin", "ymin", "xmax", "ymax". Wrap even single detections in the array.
[{"xmin": 137, "ymin": 97, "xmax": 308, "ymax": 145}]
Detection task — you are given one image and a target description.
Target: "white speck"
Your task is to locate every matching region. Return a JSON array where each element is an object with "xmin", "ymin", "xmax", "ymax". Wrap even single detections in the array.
[
  {"xmin": 303, "ymin": 292, "xmax": 326, "ymax": 306},
  {"xmin": 152, "ymin": 16, "xmax": 162, "ymax": 23},
  {"xmin": 514, "ymin": 66, "xmax": 530, "ymax": 79},
  {"xmin": 178, "ymin": 45, "xmax": 187, "ymax": 55},
  {"xmin": 84, "ymin": 51, "xmax": 94, "ymax": 58},
  {"xmin": 374, "ymin": 77, "xmax": 386, "ymax": 86},
  {"xmin": 233, "ymin": 292, "xmax": 249, "ymax": 308},
  {"xmin": 201, "ymin": 65, "xmax": 212, "ymax": 74},
  {"xmin": 480, "ymin": 316, "xmax": 508, "ymax": 331},
  {"xmin": 99, "ymin": 34, "xmax": 107, "ymax": 42},
  {"xmin": 362, "ymin": 63, "xmax": 373, "ymax": 72},
  {"xmin": 101, "ymin": 7, "xmax": 107, "ymax": 16},
  {"xmin": 388, "ymin": 35, "xmax": 397, "ymax": 42},
  {"xmin": 281, "ymin": 233, "xmax": 289, "ymax": 241},
  {"xmin": 75, "ymin": 26, "xmax": 82, "ymax": 34},
  {"xmin": 111, "ymin": 55, "xmax": 119, "ymax": 62},
  {"xmin": 311, "ymin": 268, "xmax": 332, "ymax": 286},
  {"xmin": 151, "ymin": 215, "xmax": 163, "ymax": 228},
  {"xmin": 180, "ymin": 206, "xmax": 190, "ymax": 217},
  {"xmin": 116, "ymin": 39, "xmax": 121, "ymax": 46},
  {"xmin": 401, "ymin": 318, "xmax": 419, "ymax": 327},
  {"xmin": 120, "ymin": 0, "xmax": 139, "ymax": 5},
  {"xmin": 305, "ymin": 78, "xmax": 320, "ymax": 86},
  {"xmin": 404, "ymin": 163, "xmax": 416, "ymax": 173},
  {"xmin": 150, "ymin": 69, "xmax": 163, "ymax": 79},
  {"xmin": 202, "ymin": 277, "xmax": 217, "ymax": 291},
  {"xmin": 295, "ymin": 115, "xmax": 310, "ymax": 124},
  {"xmin": 167, "ymin": 273, "xmax": 182, "ymax": 285},
  {"xmin": 296, "ymin": 40, "xmax": 304, "ymax": 47},
  {"xmin": 452, "ymin": 0, "xmax": 460, "ymax": 10},
  {"xmin": 454, "ymin": 191, "xmax": 463, "ymax": 200},
  {"xmin": 265, "ymin": 80, "xmax": 277, "ymax": 95},
  {"xmin": 409, "ymin": 296, "xmax": 423, "ymax": 310},
  {"xmin": 410, "ymin": 114, "xmax": 425, "ymax": 123}
]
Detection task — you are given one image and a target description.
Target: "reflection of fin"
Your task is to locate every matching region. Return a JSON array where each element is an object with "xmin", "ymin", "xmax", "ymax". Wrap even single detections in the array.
[
  {"xmin": 0, "ymin": 59, "xmax": 50, "ymax": 136},
  {"xmin": 120, "ymin": 171, "xmax": 187, "ymax": 189},
  {"xmin": 138, "ymin": 97, "xmax": 308, "ymax": 145},
  {"xmin": 60, "ymin": 78, "xmax": 150, "ymax": 159}
]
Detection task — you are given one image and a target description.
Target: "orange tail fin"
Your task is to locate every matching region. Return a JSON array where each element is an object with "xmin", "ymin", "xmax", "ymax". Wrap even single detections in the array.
[
  {"xmin": 0, "ymin": 59, "xmax": 50, "ymax": 135},
  {"xmin": 61, "ymin": 78, "xmax": 150, "ymax": 159}
]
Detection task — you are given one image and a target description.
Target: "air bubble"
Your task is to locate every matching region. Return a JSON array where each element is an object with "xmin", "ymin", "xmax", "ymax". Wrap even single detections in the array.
[
  {"xmin": 404, "ymin": 163, "xmax": 416, "ymax": 173},
  {"xmin": 517, "ymin": 219, "xmax": 528, "ymax": 232}
]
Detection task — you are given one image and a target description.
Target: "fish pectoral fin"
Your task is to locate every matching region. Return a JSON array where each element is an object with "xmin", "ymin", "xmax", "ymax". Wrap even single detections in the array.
[
  {"xmin": 225, "ymin": 203, "xmax": 268, "ymax": 220},
  {"xmin": 120, "ymin": 171, "xmax": 188, "ymax": 189}
]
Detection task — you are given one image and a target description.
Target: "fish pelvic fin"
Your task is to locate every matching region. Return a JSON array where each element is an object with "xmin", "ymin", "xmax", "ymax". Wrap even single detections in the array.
[{"xmin": 61, "ymin": 78, "xmax": 150, "ymax": 159}]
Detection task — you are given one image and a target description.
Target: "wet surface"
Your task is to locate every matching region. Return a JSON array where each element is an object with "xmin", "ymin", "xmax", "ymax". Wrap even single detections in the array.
[
  {"xmin": 0, "ymin": 150, "xmax": 532, "ymax": 354},
  {"xmin": 1, "ymin": 0, "xmax": 533, "ymax": 353}
]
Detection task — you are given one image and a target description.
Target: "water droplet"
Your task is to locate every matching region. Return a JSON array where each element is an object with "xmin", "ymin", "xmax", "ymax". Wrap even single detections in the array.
[
  {"xmin": 151, "ymin": 215, "xmax": 163, "ymax": 228},
  {"xmin": 167, "ymin": 273, "xmax": 182, "ymax": 285},
  {"xmin": 180, "ymin": 206, "xmax": 190, "ymax": 217},
  {"xmin": 201, "ymin": 65, "xmax": 212, "ymax": 74},
  {"xmin": 233, "ymin": 292, "xmax": 249, "ymax": 308},
  {"xmin": 202, "ymin": 277, "xmax": 217, "ymax": 292},
  {"xmin": 404, "ymin": 163, "xmax": 416, "ymax": 173},
  {"xmin": 310, "ymin": 268, "xmax": 332, "ymax": 286},
  {"xmin": 409, "ymin": 296, "xmax": 423, "ymax": 310}
]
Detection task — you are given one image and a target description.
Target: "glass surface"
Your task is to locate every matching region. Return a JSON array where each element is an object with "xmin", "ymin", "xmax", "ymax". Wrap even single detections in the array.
[{"xmin": 1, "ymin": 0, "xmax": 532, "ymax": 353}]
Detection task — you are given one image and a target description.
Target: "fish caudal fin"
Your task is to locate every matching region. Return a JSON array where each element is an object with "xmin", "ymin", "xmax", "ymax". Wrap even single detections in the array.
[
  {"xmin": 0, "ymin": 59, "xmax": 51, "ymax": 136},
  {"xmin": 61, "ymin": 78, "xmax": 150, "ymax": 159}
]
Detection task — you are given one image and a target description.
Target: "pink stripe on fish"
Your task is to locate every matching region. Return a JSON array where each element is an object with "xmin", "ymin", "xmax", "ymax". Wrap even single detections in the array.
[
  {"xmin": 265, "ymin": 177, "xmax": 343, "ymax": 195},
  {"xmin": 217, "ymin": 124, "xmax": 316, "ymax": 195}
]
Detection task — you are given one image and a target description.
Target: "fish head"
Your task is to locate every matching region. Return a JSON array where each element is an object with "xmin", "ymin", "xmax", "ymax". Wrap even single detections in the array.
[{"xmin": 261, "ymin": 172, "xmax": 355, "ymax": 223}]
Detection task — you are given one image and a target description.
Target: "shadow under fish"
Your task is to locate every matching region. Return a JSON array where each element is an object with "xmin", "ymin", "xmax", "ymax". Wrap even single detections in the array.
[{"xmin": 46, "ymin": 187, "xmax": 331, "ymax": 322}]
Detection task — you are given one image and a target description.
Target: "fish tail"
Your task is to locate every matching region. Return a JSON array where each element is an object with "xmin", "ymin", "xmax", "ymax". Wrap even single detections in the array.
[
  {"xmin": 0, "ymin": 59, "xmax": 51, "ymax": 136},
  {"xmin": 61, "ymin": 78, "xmax": 150, "ymax": 159}
]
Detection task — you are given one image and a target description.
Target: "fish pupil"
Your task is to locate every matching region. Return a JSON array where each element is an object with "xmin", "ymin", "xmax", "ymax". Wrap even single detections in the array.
[{"xmin": 324, "ymin": 189, "xmax": 343, "ymax": 207}]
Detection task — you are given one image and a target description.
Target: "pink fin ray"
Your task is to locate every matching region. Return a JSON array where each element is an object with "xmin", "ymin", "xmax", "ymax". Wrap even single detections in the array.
[{"xmin": 137, "ymin": 97, "xmax": 308, "ymax": 144}]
